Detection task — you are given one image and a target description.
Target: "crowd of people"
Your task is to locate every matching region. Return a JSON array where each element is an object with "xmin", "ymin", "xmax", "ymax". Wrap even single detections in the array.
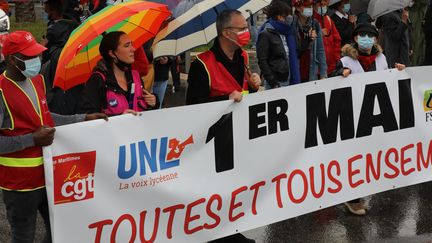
[{"xmin": 0, "ymin": 0, "xmax": 432, "ymax": 242}]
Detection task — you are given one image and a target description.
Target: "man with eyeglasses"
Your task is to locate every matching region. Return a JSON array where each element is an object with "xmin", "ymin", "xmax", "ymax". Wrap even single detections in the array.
[
  {"xmin": 186, "ymin": 9, "xmax": 259, "ymax": 243},
  {"xmin": 186, "ymin": 9, "xmax": 261, "ymax": 105}
]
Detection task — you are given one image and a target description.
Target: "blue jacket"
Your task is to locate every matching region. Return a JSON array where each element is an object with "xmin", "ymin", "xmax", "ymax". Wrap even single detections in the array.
[{"xmin": 293, "ymin": 16, "xmax": 327, "ymax": 81}]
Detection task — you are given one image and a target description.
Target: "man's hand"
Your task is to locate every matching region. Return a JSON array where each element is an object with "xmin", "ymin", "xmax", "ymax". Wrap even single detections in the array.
[
  {"xmin": 348, "ymin": 15, "xmax": 357, "ymax": 24},
  {"xmin": 143, "ymin": 89, "xmax": 156, "ymax": 107},
  {"xmin": 85, "ymin": 113, "xmax": 108, "ymax": 121},
  {"xmin": 395, "ymin": 63, "xmax": 406, "ymax": 71},
  {"xmin": 158, "ymin": 56, "xmax": 169, "ymax": 64},
  {"xmin": 33, "ymin": 126, "xmax": 56, "ymax": 147},
  {"xmin": 247, "ymin": 72, "xmax": 261, "ymax": 91},
  {"xmin": 229, "ymin": 90, "xmax": 242, "ymax": 102},
  {"xmin": 309, "ymin": 29, "xmax": 317, "ymax": 40},
  {"xmin": 123, "ymin": 109, "xmax": 138, "ymax": 115},
  {"xmin": 322, "ymin": 28, "xmax": 329, "ymax": 36}
]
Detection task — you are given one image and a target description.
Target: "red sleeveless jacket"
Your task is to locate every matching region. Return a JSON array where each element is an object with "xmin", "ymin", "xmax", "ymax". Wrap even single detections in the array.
[
  {"xmin": 196, "ymin": 50, "xmax": 249, "ymax": 97},
  {"xmin": 0, "ymin": 73, "xmax": 54, "ymax": 191}
]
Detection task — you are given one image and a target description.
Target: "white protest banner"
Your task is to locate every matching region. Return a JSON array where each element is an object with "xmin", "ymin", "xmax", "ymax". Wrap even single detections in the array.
[{"xmin": 44, "ymin": 66, "xmax": 432, "ymax": 243}]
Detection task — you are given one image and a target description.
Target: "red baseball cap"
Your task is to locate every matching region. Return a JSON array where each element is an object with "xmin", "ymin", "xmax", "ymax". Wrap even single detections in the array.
[
  {"xmin": 2, "ymin": 31, "xmax": 47, "ymax": 56},
  {"xmin": 292, "ymin": 0, "xmax": 313, "ymax": 6}
]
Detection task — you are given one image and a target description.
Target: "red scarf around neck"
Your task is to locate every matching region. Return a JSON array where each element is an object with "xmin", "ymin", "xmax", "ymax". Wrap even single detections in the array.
[{"xmin": 357, "ymin": 54, "xmax": 377, "ymax": 71}]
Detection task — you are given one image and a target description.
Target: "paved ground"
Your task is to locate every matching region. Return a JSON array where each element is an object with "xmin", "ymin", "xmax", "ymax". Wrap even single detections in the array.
[{"xmin": 242, "ymin": 181, "xmax": 432, "ymax": 243}]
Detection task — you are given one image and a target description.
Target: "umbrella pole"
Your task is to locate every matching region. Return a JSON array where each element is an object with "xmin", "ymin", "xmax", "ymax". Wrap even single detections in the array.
[{"xmin": 320, "ymin": 6, "xmax": 324, "ymax": 26}]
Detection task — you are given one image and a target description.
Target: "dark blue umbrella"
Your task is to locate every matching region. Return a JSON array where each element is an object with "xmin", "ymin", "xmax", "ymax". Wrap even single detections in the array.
[{"xmin": 152, "ymin": 0, "xmax": 271, "ymax": 58}]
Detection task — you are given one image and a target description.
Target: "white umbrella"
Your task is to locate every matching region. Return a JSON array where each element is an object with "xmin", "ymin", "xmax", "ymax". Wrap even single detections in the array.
[
  {"xmin": 152, "ymin": 0, "xmax": 271, "ymax": 58},
  {"xmin": 329, "ymin": 0, "xmax": 341, "ymax": 6},
  {"xmin": 367, "ymin": 0, "xmax": 411, "ymax": 19}
]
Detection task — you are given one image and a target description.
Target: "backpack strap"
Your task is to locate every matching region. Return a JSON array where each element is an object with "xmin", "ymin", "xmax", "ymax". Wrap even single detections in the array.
[
  {"xmin": 93, "ymin": 71, "xmax": 106, "ymax": 83},
  {"xmin": 91, "ymin": 71, "xmax": 108, "ymax": 111}
]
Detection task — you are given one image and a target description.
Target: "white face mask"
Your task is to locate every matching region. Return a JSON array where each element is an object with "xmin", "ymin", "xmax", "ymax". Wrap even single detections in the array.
[
  {"xmin": 285, "ymin": 15, "xmax": 294, "ymax": 25},
  {"xmin": 14, "ymin": 56, "xmax": 41, "ymax": 78},
  {"xmin": 302, "ymin": 7, "xmax": 314, "ymax": 17},
  {"xmin": 316, "ymin": 6, "xmax": 328, "ymax": 16},
  {"xmin": 343, "ymin": 3, "xmax": 351, "ymax": 13}
]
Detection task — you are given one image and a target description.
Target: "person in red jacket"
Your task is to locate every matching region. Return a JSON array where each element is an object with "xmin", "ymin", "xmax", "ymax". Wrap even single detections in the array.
[
  {"xmin": 313, "ymin": 0, "xmax": 342, "ymax": 75},
  {"xmin": 131, "ymin": 45, "xmax": 150, "ymax": 77}
]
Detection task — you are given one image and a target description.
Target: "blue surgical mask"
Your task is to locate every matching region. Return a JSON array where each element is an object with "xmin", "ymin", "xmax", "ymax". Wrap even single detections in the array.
[
  {"xmin": 285, "ymin": 15, "xmax": 294, "ymax": 25},
  {"xmin": 42, "ymin": 12, "xmax": 49, "ymax": 23},
  {"xmin": 302, "ymin": 7, "xmax": 313, "ymax": 18},
  {"xmin": 317, "ymin": 6, "xmax": 327, "ymax": 16},
  {"xmin": 14, "ymin": 56, "xmax": 42, "ymax": 78},
  {"xmin": 343, "ymin": 3, "xmax": 351, "ymax": 13},
  {"xmin": 357, "ymin": 35, "xmax": 375, "ymax": 50}
]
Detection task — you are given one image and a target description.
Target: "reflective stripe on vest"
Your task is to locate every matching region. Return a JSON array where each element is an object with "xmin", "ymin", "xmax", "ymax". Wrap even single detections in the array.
[
  {"xmin": 0, "ymin": 156, "xmax": 43, "ymax": 167},
  {"xmin": 0, "ymin": 185, "xmax": 46, "ymax": 192}
]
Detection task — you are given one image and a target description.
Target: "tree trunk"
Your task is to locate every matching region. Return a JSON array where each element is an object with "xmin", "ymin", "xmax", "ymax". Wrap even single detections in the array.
[{"xmin": 15, "ymin": 0, "xmax": 36, "ymax": 23}]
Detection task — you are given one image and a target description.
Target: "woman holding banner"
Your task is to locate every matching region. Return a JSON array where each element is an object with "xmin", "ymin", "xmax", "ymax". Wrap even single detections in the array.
[
  {"xmin": 333, "ymin": 23, "xmax": 405, "ymax": 215},
  {"xmin": 80, "ymin": 31, "xmax": 159, "ymax": 115}
]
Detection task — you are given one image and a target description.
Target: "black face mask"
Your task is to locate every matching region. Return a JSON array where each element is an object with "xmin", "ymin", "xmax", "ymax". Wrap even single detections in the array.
[{"xmin": 113, "ymin": 54, "xmax": 131, "ymax": 71}]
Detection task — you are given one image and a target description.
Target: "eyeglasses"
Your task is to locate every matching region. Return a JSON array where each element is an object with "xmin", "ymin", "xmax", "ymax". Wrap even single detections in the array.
[
  {"xmin": 226, "ymin": 26, "xmax": 249, "ymax": 32},
  {"xmin": 358, "ymin": 32, "xmax": 375, "ymax": 38}
]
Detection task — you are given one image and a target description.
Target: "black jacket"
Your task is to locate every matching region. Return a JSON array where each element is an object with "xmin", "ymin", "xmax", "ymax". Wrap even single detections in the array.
[
  {"xmin": 41, "ymin": 19, "xmax": 79, "ymax": 115},
  {"xmin": 43, "ymin": 19, "xmax": 77, "ymax": 63},
  {"xmin": 154, "ymin": 56, "xmax": 174, "ymax": 81},
  {"xmin": 331, "ymin": 12, "xmax": 355, "ymax": 46},
  {"xmin": 256, "ymin": 28, "xmax": 289, "ymax": 87},
  {"xmin": 376, "ymin": 10, "xmax": 410, "ymax": 66}
]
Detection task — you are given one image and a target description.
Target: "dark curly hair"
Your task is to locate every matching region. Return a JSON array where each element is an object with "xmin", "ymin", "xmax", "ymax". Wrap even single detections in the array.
[{"xmin": 266, "ymin": 1, "xmax": 292, "ymax": 19}]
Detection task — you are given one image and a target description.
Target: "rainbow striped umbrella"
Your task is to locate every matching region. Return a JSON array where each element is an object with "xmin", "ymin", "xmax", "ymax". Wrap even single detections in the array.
[{"xmin": 54, "ymin": 1, "xmax": 171, "ymax": 90}]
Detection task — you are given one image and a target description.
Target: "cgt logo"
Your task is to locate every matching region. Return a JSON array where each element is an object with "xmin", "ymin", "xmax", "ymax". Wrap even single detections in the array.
[
  {"xmin": 53, "ymin": 151, "xmax": 96, "ymax": 205},
  {"xmin": 117, "ymin": 135, "xmax": 194, "ymax": 179}
]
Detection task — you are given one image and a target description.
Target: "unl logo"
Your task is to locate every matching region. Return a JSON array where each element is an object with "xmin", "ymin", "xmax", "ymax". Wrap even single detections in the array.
[
  {"xmin": 53, "ymin": 151, "xmax": 96, "ymax": 205},
  {"xmin": 117, "ymin": 135, "xmax": 194, "ymax": 179},
  {"xmin": 424, "ymin": 89, "xmax": 432, "ymax": 112}
]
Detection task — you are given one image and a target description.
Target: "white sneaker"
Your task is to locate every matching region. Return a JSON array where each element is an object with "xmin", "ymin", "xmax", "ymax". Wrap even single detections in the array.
[{"xmin": 344, "ymin": 202, "xmax": 366, "ymax": 216}]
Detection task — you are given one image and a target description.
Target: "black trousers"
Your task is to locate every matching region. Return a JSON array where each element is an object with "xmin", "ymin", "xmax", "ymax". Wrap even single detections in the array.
[{"xmin": 2, "ymin": 188, "xmax": 52, "ymax": 243}]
